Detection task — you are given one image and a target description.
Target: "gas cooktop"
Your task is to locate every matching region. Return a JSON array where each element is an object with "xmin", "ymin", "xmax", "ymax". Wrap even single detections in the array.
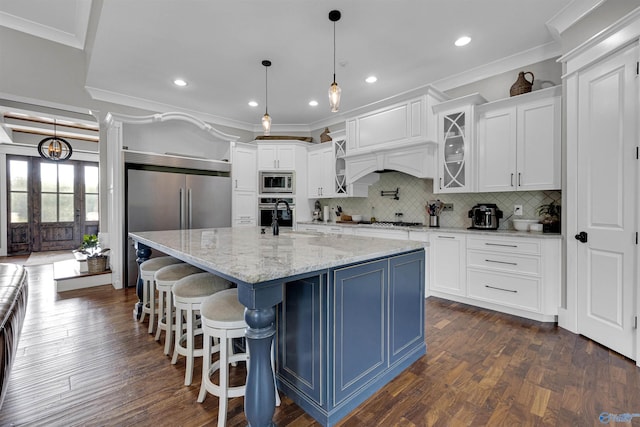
[{"xmin": 370, "ymin": 221, "xmax": 423, "ymax": 227}]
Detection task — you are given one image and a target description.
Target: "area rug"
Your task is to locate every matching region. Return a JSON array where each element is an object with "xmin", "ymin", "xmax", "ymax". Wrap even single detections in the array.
[{"xmin": 23, "ymin": 251, "xmax": 77, "ymax": 266}]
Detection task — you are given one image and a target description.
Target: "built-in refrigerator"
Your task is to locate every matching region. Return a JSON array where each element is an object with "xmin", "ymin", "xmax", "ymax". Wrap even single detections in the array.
[{"xmin": 124, "ymin": 152, "xmax": 232, "ymax": 287}]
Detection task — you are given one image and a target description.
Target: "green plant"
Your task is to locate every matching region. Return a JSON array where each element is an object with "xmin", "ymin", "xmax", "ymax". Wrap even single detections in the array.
[
  {"xmin": 79, "ymin": 234, "xmax": 110, "ymax": 258},
  {"xmin": 536, "ymin": 201, "xmax": 561, "ymax": 223}
]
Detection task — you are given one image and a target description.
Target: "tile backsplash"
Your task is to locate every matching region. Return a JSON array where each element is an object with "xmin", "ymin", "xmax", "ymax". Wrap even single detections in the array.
[{"xmin": 320, "ymin": 171, "xmax": 561, "ymax": 230}]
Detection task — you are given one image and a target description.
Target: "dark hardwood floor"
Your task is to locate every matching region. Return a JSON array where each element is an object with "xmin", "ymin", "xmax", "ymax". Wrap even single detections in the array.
[{"xmin": 0, "ymin": 260, "xmax": 638, "ymax": 426}]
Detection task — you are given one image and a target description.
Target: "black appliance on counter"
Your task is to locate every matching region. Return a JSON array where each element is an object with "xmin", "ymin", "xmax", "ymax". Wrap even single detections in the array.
[{"xmin": 468, "ymin": 204, "xmax": 503, "ymax": 230}]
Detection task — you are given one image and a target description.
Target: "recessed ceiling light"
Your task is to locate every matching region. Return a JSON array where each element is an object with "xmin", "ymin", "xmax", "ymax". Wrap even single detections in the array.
[
  {"xmin": 455, "ymin": 36, "xmax": 471, "ymax": 47},
  {"xmin": 248, "ymin": 101, "xmax": 258, "ymax": 107},
  {"xmin": 309, "ymin": 100, "xmax": 319, "ymax": 107},
  {"xmin": 365, "ymin": 76, "xmax": 377, "ymax": 84},
  {"xmin": 173, "ymin": 78, "xmax": 188, "ymax": 87}
]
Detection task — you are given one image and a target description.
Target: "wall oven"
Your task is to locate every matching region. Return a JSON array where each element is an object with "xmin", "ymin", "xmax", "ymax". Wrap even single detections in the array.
[
  {"xmin": 259, "ymin": 171, "xmax": 294, "ymax": 194},
  {"xmin": 259, "ymin": 197, "xmax": 295, "ymax": 228}
]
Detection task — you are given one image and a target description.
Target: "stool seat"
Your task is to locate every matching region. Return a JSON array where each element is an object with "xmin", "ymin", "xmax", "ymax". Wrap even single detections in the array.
[
  {"xmin": 171, "ymin": 272, "xmax": 233, "ymax": 385},
  {"xmin": 139, "ymin": 256, "xmax": 182, "ymax": 333},
  {"xmin": 154, "ymin": 263, "xmax": 203, "ymax": 355},
  {"xmin": 200, "ymin": 288, "xmax": 246, "ymax": 328}
]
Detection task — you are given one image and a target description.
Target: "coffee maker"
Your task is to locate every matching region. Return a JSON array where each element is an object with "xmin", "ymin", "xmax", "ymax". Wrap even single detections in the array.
[{"xmin": 468, "ymin": 204, "xmax": 503, "ymax": 230}]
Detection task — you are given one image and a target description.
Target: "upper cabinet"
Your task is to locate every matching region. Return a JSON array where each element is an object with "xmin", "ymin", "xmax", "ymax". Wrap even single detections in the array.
[
  {"xmin": 257, "ymin": 143, "xmax": 297, "ymax": 170},
  {"xmin": 308, "ymin": 130, "xmax": 370, "ymax": 198},
  {"xmin": 477, "ymin": 86, "xmax": 561, "ymax": 192},
  {"xmin": 432, "ymin": 94, "xmax": 487, "ymax": 194}
]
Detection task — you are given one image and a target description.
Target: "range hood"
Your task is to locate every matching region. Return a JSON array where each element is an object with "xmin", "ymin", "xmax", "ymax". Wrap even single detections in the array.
[{"xmin": 345, "ymin": 140, "xmax": 437, "ymax": 184}]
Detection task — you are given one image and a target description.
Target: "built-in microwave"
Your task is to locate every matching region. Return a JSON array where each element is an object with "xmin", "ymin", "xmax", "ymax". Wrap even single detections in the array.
[{"xmin": 259, "ymin": 171, "xmax": 294, "ymax": 194}]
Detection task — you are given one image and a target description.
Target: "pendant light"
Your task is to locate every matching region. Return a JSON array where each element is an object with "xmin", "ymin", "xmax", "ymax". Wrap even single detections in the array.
[
  {"xmin": 37, "ymin": 119, "xmax": 72, "ymax": 161},
  {"xmin": 328, "ymin": 10, "xmax": 342, "ymax": 113},
  {"xmin": 261, "ymin": 60, "xmax": 272, "ymax": 135}
]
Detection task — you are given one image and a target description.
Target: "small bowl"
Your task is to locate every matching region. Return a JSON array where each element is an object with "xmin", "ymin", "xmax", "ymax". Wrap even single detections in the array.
[
  {"xmin": 512, "ymin": 219, "xmax": 539, "ymax": 231},
  {"xmin": 529, "ymin": 223, "xmax": 543, "ymax": 232},
  {"xmin": 351, "ymin": 215, "xmax": 363, "ymax": 222}
]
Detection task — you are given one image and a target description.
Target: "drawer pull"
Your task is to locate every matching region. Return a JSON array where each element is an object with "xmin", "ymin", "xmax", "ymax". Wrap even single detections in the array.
[
  {"xmin": 437, "ymin": 236, "xmax": 456, "ymax": 239},
  {"xmin": 485, "ymin": 243, "xmax": 518, "ymax": 248},
  {"xmin": 485, "ymin": 284, "xmax": 517, "ymax": 293},
  {"xmin": 485, "ymin": 259, "xmax": 518, "ymax": 266}
]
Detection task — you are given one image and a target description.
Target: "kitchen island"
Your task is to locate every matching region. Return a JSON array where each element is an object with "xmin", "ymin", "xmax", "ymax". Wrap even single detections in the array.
[{"xmin": 129, "ymin": 227, "xmax": 426, "ymax": 427}]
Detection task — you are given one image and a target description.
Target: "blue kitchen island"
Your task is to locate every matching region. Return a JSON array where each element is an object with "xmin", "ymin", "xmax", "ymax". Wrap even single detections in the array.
[{"xmin": 129, "ymin": 227, "xmax": 426, "ymax": 427}]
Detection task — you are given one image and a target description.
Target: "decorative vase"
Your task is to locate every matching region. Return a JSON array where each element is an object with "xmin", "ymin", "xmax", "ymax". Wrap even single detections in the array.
[
  {"xmin": 320, "ymin": 127, "xmax": 332, "ymax": 143},
  {"xmin": 510, "ymin": 71, "xmax": 534, "ymax": 97}
]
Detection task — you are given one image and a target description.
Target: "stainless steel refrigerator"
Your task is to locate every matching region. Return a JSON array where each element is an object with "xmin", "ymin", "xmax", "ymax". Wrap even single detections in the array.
[{"xmin": 124, "ymin": 152, "xmax": 232, "ymax": 287}]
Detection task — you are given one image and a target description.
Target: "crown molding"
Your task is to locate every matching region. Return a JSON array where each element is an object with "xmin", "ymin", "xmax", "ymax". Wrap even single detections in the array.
[
  {"xmin": 546, "ymin": 0, "xmax": 607, "ymax": 40},
  {"xmin": 0, "ymin": 0, "xmax": 91, "ymax": 49}
]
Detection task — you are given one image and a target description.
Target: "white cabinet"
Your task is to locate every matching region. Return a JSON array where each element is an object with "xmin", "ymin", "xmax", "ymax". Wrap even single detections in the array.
[
  {"xmin": 231, "ymin": 142, "xmax": 257, "ymax": 227},
  {"xmin": 408, "ymin": 230, "xmax": 430, "ymax": 295},
  {"xmin": 258, "ymin": 143, "xmax": 296, "ymax": 170},
  {"xmin": 353, "ymin": 227, "xmax": 409, "ymax": 240},
  {"xmin": 466, "ymin": 235, "xmax": 559, "ymax": 321},
  {"xmin": 307, "ymin": 145, "xmax": 335, "ymax": 198},
  {"xmin": 432, "ymin": 94, "xmax": 486, "ymax": 193},
  {"xmin": 429, "ymin": 232, "xmax": 466, "ymax": 296},
  {"xmin": 477, "ymin": 87, "xmax": 561, "ymax": 192}
]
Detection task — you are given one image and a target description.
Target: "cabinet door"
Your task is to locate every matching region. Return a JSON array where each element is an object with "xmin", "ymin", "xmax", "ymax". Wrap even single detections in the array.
[
  {"xmin": 276, "ymin": 145, "xmax": 296, "ymax": 169},
  {"xmin": 257, "ymin": 145, "xmax": 278, "ymax": 170},
  {"xmin": 437, "ymin": 107, "xmax": 471, "ymax": 193},
  {"xmin": 307, "ymin": 149, "xmax": 324, "ymax": 197},
  {"xmin": 477, "ymin": 107, "xmax": 516, "ymax": 192},
  {"xmin": 430, "ymin": 233, "xmax": 466, "ymax": 296},
  {"xmin": 516, "ymin": 96, "xmax": 561, "ymax": 191},
  {"xmin": 232, "ymin": 145, "xmax": 257, "ymax": 192},
  {"xmin": 332, "ymin": 260, "xmax": 388, "ymax": 407},
  {"xmin": 232, "ymin": 191, "xmax": 256, "ymax": 226}
]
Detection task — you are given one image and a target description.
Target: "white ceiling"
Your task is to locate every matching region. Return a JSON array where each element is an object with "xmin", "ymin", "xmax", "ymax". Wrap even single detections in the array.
[{"xmin": 1, "ymin": 0, "xmax": 578, "ymax": 131}]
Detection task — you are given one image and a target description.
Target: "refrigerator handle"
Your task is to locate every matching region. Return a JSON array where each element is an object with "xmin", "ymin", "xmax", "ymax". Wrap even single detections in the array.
[
  {"xmin": 187, "ymin": 188, "xmax": 192, "ymax": 229},
  {"xmin": 179, "ymin": 188, "xmax": 185, "ymax": 229}
]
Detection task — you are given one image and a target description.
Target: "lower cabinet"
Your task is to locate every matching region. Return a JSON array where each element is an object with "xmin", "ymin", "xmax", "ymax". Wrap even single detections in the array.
[
  {"xmin": 429, "ymin": 232, "xmax": 560, "ymax": 322},
  {"xmin": 276, "ymin": 250, "xmax": 425, "ymax": 425}
]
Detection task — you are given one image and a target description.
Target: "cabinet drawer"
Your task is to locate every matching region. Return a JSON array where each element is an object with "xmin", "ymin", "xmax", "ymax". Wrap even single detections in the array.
[
  {"xmin": 468, "ymin": 270, "xmax": 540, "ymax": 312},
  {"xmin": 467, "ymin": 251, "xmax": 540, "ymax": 275},
  {"xmin": 467, "ymin": 236, "xmax": 540, "ymax": 255}
]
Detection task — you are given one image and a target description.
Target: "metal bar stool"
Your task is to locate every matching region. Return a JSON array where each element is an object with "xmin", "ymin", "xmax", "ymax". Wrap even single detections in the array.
[
  {"xmin": 139, "ymin": 256, "xmax": 183, "ymax": 333},
  {"xmin": 171, "ymin": 272, "xmax": 233, "ymax": 386},
  {"xmin": 154, "ymin": 263, "xmax": 203, "ymax": 355},
  {"xmin": 197, "ymin": 288, "xmax": 280, "ymax": 427}
]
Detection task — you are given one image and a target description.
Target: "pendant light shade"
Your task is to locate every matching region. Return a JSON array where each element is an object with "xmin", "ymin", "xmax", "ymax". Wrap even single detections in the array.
[
  {"xmin": 37, "ymin": 119, "xmax": 72, "ymax": 162},
  {"xmin": 261, "ymin": 60, "xmax": 272, "ymax": 135},
  {"xmin": 328, "ymin": 10, "xmax": 342, "ymax": 113}
]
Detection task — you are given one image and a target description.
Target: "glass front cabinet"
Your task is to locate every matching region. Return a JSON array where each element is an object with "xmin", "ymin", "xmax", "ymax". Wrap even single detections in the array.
[{"xmin": 432, "ymin": 94, "xmax": 486, "ymax": 193}]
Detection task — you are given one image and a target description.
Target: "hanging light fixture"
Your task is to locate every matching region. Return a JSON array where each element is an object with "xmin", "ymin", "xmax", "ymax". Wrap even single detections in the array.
[
  {"xmin": 328, "ymin": 10, "xmax": 342, "ymax": 113},
  {"xmin": 37, "ymin": 119, "xmax": 72, "ymax": 161},
  {"xmin": 261, "ymin": 60, "xmax": 272, "ymax": 135}
]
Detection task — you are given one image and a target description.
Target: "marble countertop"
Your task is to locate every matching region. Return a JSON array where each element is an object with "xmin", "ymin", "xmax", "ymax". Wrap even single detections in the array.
[
  {"xmin": 297, "ymin": 221, "xmax": 562, "ymax": 239},
  {"xmin": 129, "ymin": 227, "xmax": 424, "ymax": 284}
]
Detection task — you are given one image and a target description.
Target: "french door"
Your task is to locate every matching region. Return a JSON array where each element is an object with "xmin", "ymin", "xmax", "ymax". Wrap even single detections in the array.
[
  {"xmin": 7, "ymin": 156, "xmax": 99, "ymax": 254},
  {"xmin": 575, "ymin": 42, "xmax": 637, "ymax": 360}
]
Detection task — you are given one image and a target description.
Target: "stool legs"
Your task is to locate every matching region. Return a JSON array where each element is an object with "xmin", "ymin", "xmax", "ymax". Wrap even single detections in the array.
[
  {"xmin": 139, "ymin": 277, "xmax": 149, "ymax": 324},
  {"xmin": 172, "ymin": 305, "xmax": 201, "ymax": 386},
  {"xmin": 155, "ymin": 286, "xmax": 174, "ymax": 355}
]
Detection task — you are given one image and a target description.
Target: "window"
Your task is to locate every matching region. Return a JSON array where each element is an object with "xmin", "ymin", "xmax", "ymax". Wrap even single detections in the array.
[
  {"xmin": 40, "ymin": 162, "xmax": 75, "ymax": 223},
  {"xmin": 84, "ymin": 165, "xmax": 99, "ymax": 221},
  {"xmin": 9, "ymin": 160, "xmax": 29, "ymax": 223}
]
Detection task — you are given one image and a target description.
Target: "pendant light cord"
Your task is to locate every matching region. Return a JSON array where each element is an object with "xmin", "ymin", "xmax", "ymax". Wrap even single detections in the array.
[
  {"xmin": 333, "ymin": 21, "xmax": 336, "ymax": 83},
  {"xmin": 264, "ymin": 66, "xmax": 268, "ymax": 115}
]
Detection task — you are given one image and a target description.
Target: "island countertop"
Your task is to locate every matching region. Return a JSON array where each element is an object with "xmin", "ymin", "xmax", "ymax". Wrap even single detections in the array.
[{"xmin": 129, "ymin": 227, "xmax": 425, "ymax": 284}]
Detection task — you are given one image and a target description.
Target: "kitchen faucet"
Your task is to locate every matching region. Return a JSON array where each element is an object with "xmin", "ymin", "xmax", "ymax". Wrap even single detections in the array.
[{"xmin": 272, "ymin": 199, "xmax": 291, "ymax": 236}]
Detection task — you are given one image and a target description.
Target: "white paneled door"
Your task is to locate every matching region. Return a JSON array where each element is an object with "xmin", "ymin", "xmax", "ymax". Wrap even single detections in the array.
[{"xmin": 576, "ymin": 42, "xmax": 638, "ymax": 360}]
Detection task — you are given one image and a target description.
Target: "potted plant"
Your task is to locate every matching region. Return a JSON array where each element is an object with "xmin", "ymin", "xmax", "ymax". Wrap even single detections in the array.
[
  {"xmin": 536, "ymin": 201, "xmax": 561, "ymax": 233},
  {"xmin": 78, "ymin": 234, "xmax": 110, "ymax": 273}
]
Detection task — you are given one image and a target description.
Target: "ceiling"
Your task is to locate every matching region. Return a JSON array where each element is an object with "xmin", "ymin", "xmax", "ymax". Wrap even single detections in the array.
[{"xmin": 0, "ymin": 0, "xmax": 578, "ymax": 131}]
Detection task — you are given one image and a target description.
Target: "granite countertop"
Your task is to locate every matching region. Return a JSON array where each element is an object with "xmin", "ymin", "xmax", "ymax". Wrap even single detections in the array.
[
  {"xmin": 129, "ymin": 227, "xmax": 424, "ymax": 284},
  {"xmin": 297, "ymin": 221, "xmax": 562, "ymax": 239}
]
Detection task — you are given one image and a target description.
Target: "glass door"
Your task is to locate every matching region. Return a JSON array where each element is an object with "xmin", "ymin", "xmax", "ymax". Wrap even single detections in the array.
[{"xmin": 442, "ymin": 111, "xmax": 466, "ymax": 190}]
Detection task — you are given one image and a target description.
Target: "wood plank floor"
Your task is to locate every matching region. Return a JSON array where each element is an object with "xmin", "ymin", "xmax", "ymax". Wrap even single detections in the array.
[{"xmin": 0, "ymin": 261, "xmax": 638, "ymax": 426}]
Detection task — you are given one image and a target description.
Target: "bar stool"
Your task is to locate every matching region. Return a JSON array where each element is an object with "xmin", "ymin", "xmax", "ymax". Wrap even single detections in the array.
[
  {"xmin": 154, "ymin": 263, "xmax": 203, "ymax": 355},
  {"xmin": 139, "ymin": 256, "xmax": 183, "ymax": 333},
  {"xmin": 171, "ymin": 272, "xmax": 233, "ymax": 386},
  {"xmin": 198, "ymin": 288, "xmax": 280, "ymax": 427}
]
